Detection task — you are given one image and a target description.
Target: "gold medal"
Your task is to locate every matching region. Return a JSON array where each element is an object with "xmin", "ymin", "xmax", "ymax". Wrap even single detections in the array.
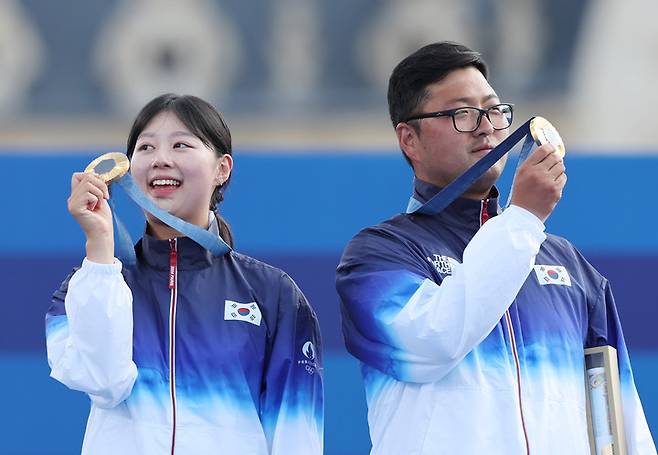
[
  {"xmin": 530, "ymin": 117, "xmax": 565, "ymax": 158},
  {"xmin": 84, "ymin": 152, "xmax": 130, "ymax": 184}
]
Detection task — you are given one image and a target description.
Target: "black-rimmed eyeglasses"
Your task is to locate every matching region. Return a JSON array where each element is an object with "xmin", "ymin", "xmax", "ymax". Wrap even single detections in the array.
[{"xmin": 404, "ymin": 103, "xmax": 514, "ymax": 133}]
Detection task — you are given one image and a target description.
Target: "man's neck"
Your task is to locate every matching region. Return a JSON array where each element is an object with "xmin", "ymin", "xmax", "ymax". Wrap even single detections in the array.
[{"xmin": 415, "ymin": 176, "xmax": 495, "ymax": 201}]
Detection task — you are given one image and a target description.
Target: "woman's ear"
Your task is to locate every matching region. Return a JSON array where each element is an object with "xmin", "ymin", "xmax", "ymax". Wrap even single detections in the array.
[{"xmin": 215, "ymin": 154, "xmax": 233, "ymax": 186}]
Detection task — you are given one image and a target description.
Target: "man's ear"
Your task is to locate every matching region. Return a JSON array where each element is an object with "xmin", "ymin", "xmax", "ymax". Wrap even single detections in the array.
[{"xmin": 395, "ymin": 122, "xmax": 421, "ymax": 164}]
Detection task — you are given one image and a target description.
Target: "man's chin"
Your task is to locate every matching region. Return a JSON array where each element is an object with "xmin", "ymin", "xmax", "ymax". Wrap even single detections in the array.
[{"xmin": 476, "ymin": 171, "xmax": 501, "ymax": 190}]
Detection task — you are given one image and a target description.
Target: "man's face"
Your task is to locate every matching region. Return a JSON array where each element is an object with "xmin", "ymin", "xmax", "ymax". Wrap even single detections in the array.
[{"xmin": 397, "ymin": 66, "xmax": 510, "ymax": 199}]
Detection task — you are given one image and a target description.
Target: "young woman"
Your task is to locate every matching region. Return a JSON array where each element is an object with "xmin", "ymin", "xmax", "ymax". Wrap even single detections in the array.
[{"xmin": 46, "ymin": 94, "xmax": 323, "ymax": 455}]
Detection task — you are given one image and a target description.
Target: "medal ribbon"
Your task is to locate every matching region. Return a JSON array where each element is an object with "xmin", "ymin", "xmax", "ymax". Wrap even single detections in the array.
[
  {"xmin": 109, "ymin": 173, "xmax": 231, "ymax": 265},
  {"xmin": 405, "ymin": 117, "xmax": 537, "ymax": 215}
]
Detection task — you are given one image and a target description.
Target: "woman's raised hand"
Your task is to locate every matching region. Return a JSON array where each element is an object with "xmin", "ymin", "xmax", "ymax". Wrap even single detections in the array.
[{"xmin": 68, "ymin": 172, "xmax": 115, "ymax": 263}]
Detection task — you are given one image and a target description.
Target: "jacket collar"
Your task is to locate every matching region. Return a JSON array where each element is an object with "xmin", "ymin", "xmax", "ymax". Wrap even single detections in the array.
[
  {"xmin": 135, "ymin": 212, "xmax": 225, "ymax": 270},
  {"xmin": 411, "ymin": 177, "xmax": 501, "ymax": 227}
]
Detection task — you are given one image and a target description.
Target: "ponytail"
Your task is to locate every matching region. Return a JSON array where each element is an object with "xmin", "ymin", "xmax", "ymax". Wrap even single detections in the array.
[
  {"xmin": 213, "ymin": 211, "xmax": 234, "ymax": 248},
  {"xmin": 211, "ymin": 182, "xmax": 233, "ymax": 248}
]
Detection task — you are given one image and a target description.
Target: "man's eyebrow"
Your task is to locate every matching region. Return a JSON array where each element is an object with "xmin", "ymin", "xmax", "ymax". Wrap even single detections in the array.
[{"xmin": 447, "ymin": 94, "xmax": 500, "ymax": 105}]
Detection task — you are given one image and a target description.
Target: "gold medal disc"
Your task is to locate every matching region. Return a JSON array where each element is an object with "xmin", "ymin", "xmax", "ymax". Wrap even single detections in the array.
[
  {"xmin": 529, "ymin": 117, "xmax": 565, "ymax": 158},
  {"xmin": 84, "ymin": 152, "xmax": 130, "ymax": 184}
]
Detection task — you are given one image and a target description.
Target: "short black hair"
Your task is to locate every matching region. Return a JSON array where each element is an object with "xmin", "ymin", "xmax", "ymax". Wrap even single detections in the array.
[{"xmin": 387, "ymin": 42, "xmax": 488, "ymax": 166}]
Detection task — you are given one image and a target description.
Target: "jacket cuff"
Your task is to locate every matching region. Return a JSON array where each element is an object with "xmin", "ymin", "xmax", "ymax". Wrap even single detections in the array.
[
  {"xmin": 506, "ymin": 204, "xmax": 546, "ymax": 232},
  {"xmin": 81, "ymin": 257, "xmax": 123, "ymax": 274}
]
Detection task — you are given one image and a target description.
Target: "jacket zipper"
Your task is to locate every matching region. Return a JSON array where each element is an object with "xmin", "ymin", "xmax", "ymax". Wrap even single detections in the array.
[
  {"xmin": 480, "ymin": 199, "xmax": 530, "ymax": 454},
  {"xmin": 479, "ymin": 198, "xmax": 490, "ymax": 225},
  {"xmin": 168, "ymin": 239, "xmax": 178, "ymax": 455},
  {"xmin": 503, "ymin": 310, "xmax": 530, "ymax": 455}
]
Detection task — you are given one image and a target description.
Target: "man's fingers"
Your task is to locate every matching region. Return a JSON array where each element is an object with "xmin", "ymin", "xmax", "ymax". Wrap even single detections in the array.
[
  {"xmin": 556, "ymin": 172, "xmax": 568, "ymax": 186},
  {"xmin": 526, "ymin": 143, "xmax": 556, "ymax": 165},
  {"xmin": 548, "ymin": 160, "xmax": 566, "ymax": 180}
]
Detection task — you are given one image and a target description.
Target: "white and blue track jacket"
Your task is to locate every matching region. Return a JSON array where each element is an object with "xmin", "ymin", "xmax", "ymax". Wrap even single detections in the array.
[
  {"xmin": 336, "ymin": 179, "xmax": 656, "ymax": 455},
  {"xmin": 46, "ymin": 222, "xmax": 323, "ymax": 455}
]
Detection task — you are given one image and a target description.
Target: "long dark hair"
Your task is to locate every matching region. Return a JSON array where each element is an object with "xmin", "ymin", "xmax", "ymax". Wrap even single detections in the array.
[{"xmin": 126, "ymin": 93, "xmax": 234, "ymax": 247}]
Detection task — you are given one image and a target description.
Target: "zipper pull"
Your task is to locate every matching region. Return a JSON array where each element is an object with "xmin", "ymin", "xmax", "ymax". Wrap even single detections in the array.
[{"xmin": 169, "ymin": 239, "xmax": 177, "ymax": 289}]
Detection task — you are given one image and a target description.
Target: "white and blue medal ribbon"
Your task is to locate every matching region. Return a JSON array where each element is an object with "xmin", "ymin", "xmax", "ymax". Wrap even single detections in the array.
[
  {"xmin": 406, "ymin": 116, "xmax": 562, "ymax": 215},
  {"xmin": 85, "ymin": 152, "xmax": 231, "ymax": 266}
]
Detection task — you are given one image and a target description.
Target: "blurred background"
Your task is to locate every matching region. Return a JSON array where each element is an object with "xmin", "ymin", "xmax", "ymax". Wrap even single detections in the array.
[{"xmin": 1, "ymin": 0, "xmax": 657, "ymax": 453}]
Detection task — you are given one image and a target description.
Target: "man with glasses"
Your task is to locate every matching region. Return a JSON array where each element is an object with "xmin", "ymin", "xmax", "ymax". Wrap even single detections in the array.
[{"xmin": 336, "ymin": 42, "xmax": 655, "ymax": 454}]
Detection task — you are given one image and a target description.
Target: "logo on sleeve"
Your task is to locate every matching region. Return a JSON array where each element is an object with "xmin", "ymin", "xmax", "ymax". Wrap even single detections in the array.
[
  {"xmin": 224, "ymin": 300, "xmax": 262, "ymax": 326},
  {"xmin": 533, "ymin": 265, "xmax": 571, "ymax": 286},
  {"xmin": 298, "ymin": 340, "xmax": 319, "ymax": 375},
  {"xmin": 302, "ymin": 341, "xmax": 316, "ymax": 360}
]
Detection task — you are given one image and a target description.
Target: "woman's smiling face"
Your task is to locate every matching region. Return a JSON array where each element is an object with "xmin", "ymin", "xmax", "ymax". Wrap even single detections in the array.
[{"xmin": 130, "ymin": 110, "xmax": 232, "ymax": 228}]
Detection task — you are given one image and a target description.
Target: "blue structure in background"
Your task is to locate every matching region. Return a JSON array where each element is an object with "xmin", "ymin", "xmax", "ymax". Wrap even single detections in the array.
[{"xmin": 1, "ymin": 152, "xmax": 657, "ymax": 454}]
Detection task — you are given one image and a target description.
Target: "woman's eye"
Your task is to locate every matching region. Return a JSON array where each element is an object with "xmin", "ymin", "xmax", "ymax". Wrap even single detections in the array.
[
  {"xmin": 173, "ymin": 142, "xmax": 190, "ymax": 149},
  {"xmin": 137, "ymin": 143, "xmax": 153, "ymax": 151}
]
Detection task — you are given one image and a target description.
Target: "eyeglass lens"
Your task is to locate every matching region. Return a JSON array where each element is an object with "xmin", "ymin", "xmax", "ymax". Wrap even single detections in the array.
[{"xmin": 454, "ymin": 105, "xmax": 512, "ymax": 132}]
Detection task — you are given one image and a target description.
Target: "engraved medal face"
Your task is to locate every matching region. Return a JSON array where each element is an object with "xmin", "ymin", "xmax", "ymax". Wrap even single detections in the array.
[
  {"xmin": 530, "ymin": 117, "xmax": 565, "ymax": 158},
  {"xmin": 84, "ymin": 152, "xmax": 130, "ymax": 183}
]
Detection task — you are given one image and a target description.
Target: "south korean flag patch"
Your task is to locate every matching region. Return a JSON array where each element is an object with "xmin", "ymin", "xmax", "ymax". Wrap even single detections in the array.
[
  {"xmin": 224, "ymin": 300, "xmax": 262, "ymax": 326},
  {"xmin": 533, "ymin": 265, "xmax": 571, "ymax": 286}
]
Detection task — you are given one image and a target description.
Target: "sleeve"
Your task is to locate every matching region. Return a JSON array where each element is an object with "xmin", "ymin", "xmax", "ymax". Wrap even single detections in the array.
[
  {"xmin": 45, "ymin": 258, "xmax": 138, "ymax": 408},
  {"xmin": 260, "ymin": 274, "xmax": 323, "ymax": 455},
  {"xmin": 585, "ymin": 277, "xmax": 657, "ymax": 454},
  {"xmin": 336, "ymin": 205, "xmax": 547, "ymax": 383}
]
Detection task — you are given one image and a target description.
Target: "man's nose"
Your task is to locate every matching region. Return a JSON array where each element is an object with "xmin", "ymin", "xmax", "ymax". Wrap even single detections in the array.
[{"xmin": 475, "ymin": 114, "xmax": 495, "ymax": 135}]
